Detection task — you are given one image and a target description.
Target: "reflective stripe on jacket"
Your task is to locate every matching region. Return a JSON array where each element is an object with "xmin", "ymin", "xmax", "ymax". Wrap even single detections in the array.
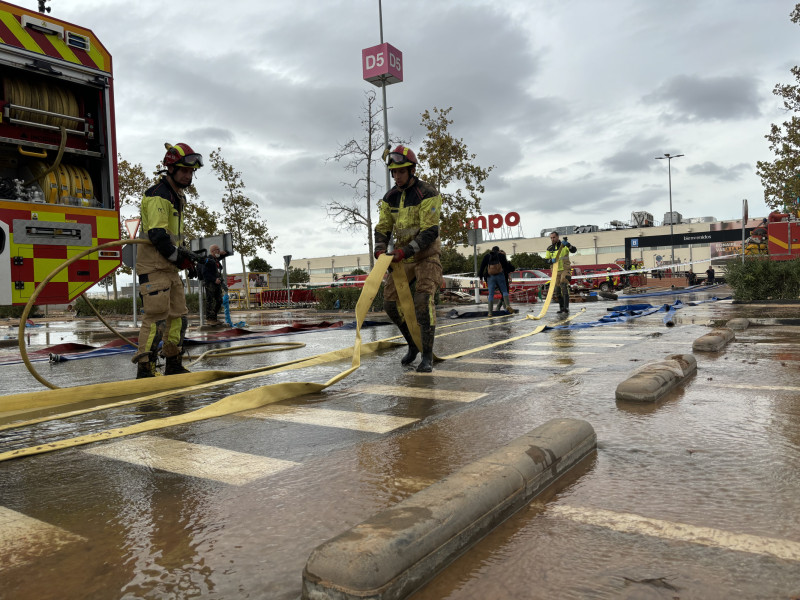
[
  {"xmin": 544, "ymin": 241, "xmax": 575, "ymax": 271},
  {"xmin": 374, "ymin": 177, "xmax": 442, "ymax": 261},
  {"xmin": 136, "ymin": 177, "xmax": 185, "ymax": 274}
]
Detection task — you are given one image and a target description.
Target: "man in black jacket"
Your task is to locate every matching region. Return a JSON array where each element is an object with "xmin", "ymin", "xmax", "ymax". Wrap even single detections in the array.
[
  {"xmin": 479, "ymin": 246, "xmax": 517, "ymax": 316},
  {"xmin": 202, "ymin": 244, "xmax": 231, "ymax": 325}
]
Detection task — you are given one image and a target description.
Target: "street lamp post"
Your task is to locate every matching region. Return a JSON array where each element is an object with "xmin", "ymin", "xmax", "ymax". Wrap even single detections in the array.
[{"xmin": 655, "ymin": 153, "xmax": 684, "ymax": 266}]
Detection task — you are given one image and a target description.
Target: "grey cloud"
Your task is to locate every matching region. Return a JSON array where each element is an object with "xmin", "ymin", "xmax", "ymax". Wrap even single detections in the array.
[
  {"xmin": 687, "ymin": 161, "xmax": 751, "ymax": 180},
  {"xmin": 643, "ymin": 75, "xmax": 762, "ymax": 122},
  {"xmin": 184, "ymin": 127, "xmax": 235, "ymax": 144}
]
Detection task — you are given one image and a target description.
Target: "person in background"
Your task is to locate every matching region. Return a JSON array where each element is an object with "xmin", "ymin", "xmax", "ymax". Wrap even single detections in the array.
[
  {"xmin": 686, "ymin": 267, "xmax": 697, "ymax": 286},
  {"xmin": 479, "ymin": 246, "xmax": 517, "ymax": 316},
  {"xmin": 545, "ymin": 232, "xmax": 577, "ymax": 314},
  {"xmin": 705, "ymin": 265, "xmax": 715, "ymax": 284},
  {"xmin": 202, "ymin": 244, "xmax": 232, "ymax": 326}
]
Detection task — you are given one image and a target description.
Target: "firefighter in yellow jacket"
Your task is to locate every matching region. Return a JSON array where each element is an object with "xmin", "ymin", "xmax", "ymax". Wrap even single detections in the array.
[
  {"xmin": 374, "ymin": 145, "xmax": 442, "ymax": 373},
  {"xmin": 133, "ymin": 143, "xmax": 203, "ymax": 378},
  {"xmin": 545, "ymin": 231, "xmax": 577, "ymax": 314}
]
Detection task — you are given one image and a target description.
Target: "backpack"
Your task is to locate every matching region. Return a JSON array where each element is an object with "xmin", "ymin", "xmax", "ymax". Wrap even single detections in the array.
[{"xmin": 487, "ymin": 253, "xmax": 503, "ymax": 276}]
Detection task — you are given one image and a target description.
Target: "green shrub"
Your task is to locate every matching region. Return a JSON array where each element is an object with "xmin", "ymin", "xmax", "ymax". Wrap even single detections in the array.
[
  {"xmin": 73, "ymin": 293, "xmax": 200, "ymax": 316},
  {"xmin": 314, "ymin": 285, "xmax": 384, "ymax": 311},
  {"xmin": 0, "ymin": 304, "xmax": 40, "ymax": 318},
  {"xmin": 725, "ymin": 257, "xmax": 800, "ymax": 302}
]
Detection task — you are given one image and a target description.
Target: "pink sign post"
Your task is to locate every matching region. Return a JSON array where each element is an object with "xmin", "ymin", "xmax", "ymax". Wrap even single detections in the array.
[{"xmin": 362, "ymin": 43, "xmax": 403, "ymax": 86}]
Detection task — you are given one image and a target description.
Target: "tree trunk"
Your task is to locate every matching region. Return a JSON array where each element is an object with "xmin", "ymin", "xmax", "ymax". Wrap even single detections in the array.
[{"xmin": 112, "ymin": 273, "xmax": 119, "ymax": 300}]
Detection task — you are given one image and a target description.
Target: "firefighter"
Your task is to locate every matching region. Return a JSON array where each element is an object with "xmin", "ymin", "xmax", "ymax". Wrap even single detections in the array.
[
  {"xmin": 374, "ymin": 145, "xmax": 442, "ymax": 372},
  {"xmin": 203, "ymin": 244, "xmax": 232, "ymax": 326},
  {"xmin": 133, "ymin": 142, "xmax": 203, "ymax": 378},
  {"xmin": 545, "ymin": 232, "xmax": 576, "ymax": 314},
  {"xmin": 605, "ymin": 267, "xmax": 618, "ymax": 289}
]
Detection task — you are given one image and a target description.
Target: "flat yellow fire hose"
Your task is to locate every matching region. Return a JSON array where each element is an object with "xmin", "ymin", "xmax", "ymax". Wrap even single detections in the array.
[{"xmin": 0, "ymin": 252, "xmax": 579, "ymax": 462}]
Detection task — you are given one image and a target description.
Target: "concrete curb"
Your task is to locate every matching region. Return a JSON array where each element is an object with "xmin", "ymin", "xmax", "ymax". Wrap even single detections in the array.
[
  {"xmin": 692, "ymin": 327, "xmax": 735, "ymax": 352},
  {"xmin": 615, "ymin": 354, "xmax": 697, "ymax": 402},
  {"xmin": 726, "ymin": 318, "xmax": 750, "ymax": 331},
  {"xmin": 301, "ymin": 418, "xmax": 596, "ymax": 600}
]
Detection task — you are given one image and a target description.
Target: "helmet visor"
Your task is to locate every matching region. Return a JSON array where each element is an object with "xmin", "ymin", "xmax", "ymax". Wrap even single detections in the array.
[
  {"xmin": 386, "ymin": 152, "xmax": 411, "ymax": 167},
  {"xmin": 177, "ymin": 153, "xmax": 204, "ymax": 168}
]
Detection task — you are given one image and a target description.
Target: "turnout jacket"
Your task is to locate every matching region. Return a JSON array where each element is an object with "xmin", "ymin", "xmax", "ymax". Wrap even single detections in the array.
[
  {"xmin": 374, "ymin": 177, "xmax": 442, "ymax": 261},
  {"xmin": 544, "ymin": 240, "xmax": 576, "ymax": 271},
  {"xmin": 136, "ymin": 176, "xmax": 186, "ymax": 275}
]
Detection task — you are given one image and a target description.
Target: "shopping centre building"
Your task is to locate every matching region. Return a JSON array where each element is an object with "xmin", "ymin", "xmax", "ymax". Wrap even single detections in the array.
[{"xmin": 292, "ymin": 212, "xmax": 758, "ymax": 285}]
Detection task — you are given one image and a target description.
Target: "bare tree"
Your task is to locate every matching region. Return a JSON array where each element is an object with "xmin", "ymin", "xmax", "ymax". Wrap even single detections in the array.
[{"xmin": 326, "ymin": 90, "xmax": 387, "ymax": 269}]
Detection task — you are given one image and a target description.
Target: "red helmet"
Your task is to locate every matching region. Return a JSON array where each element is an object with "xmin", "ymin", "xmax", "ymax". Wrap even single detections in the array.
[
  {"xmin": 385, "ymin": 145, "xmax": 417, "ymax": 169},
  {"xmin": 163, "ymin": 142, "xmax": 203, "ymax": 169}
]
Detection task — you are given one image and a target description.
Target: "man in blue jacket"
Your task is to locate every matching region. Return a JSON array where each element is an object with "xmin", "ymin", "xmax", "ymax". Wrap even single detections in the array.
[{"xmin": 202, "ymin": 244, "xmax": 231, "ymax": 326}]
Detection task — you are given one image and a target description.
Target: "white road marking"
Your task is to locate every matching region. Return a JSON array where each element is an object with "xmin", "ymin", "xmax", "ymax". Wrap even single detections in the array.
[
  {"xmin": 499, "ymin": 350, "xmax": 598, "ymax": 356},
  {"xmin": 84, "ymin": 436, "xmax": 298, "ymax": 485},
  {"xmin": 526, "ymin": 341, "xmax": 625, "ymax": 348},
  {"xmin": 352, "ymin": 384, "xmax": 487, "ymax": 403},
  {"xmin": 457, "ymin": 358, "xmax": 575, "ymax": 368},
  {"xmin": 0, "ymin": 507, "xmax": 86, "ymax": 569},
  {"xmin": 413, "ymin": 370, "xmax": 535, "ymax": 383},
  {"xmin": 562, "ymin": 367, "xmax": 592, "ymax": 376},
  {"xmin": 699, "ymin": 382, "xmax": 800, "ymax": 392},
  {"xmin": 247, "ymin": 406, "xmax": 417, "ymax": 433},
  {"xmin": 550, "ymin": 505, "xmax": 800, "ymax": 561}
]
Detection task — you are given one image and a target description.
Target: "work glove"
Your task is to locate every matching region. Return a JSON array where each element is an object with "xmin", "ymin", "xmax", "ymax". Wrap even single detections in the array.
[
  {"xmin": 374, "ymin": 249, "xmax": 385, "ymax": 260},
  {"xmin": 562, "ymin": 236, "xmax": 568, "ymax": 244},
  {"xmin": 389, "ymin": 248, "xmax": 406, "ymax": 263},
  {"xmin": 186, "ymin": 264, "xmax": 198, "ymax": 279},
  {"xmin": 548, "ymin": 258, "xmax": 556, "ymax": 264},
  {"xmin": 175, "ymin": 247, "xmax": 202, "ymax": 271}
]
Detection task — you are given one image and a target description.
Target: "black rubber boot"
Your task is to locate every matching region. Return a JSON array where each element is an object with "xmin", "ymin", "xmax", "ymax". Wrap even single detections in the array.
[
  {"xmin": 386, "ymin": 301, "xmax": 419, "ymax": 366},
  {"xmin": 415, "ymin": 294, "xmax": 435, "ymax": 373},
  {"xmin": 136, "ymin": 361, "xmax": 155, "ymax": 379},
  {"xmin": 397, "ymin": 322, "xmax": 420, "ymax": 366},
  {"xmin": 164, "ymin": 355, "xmax": 190, "ymax": 375},
  {"xmin": 557, "ymin": 295, "xmax": 565, "ymax": 314},
  {"xmin": 563, "ymin": 290, "xmax": 570, "ymax": 313},
  {"xmin": 487, "ymin": 301, "xmax": 493, "ymax": 317}
]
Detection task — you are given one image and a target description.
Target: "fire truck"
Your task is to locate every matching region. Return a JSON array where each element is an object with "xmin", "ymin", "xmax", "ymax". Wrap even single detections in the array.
[{"xmin": 0, "ymin": 2, "xmax": 118, "ymax": 306}]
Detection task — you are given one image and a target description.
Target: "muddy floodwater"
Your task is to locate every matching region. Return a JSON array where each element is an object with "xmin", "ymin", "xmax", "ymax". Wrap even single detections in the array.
[{"xmin": 1, "ymin": 291, "xmax": 799, "ymax": 599}]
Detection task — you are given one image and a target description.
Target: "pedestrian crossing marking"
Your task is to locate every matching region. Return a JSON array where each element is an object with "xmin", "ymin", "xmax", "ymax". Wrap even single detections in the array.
[
  {"xmin": 247, "ymin": 406, "xmax": 417, "ymax": 434},
  {"xmin": 499, "ymin": 350, "xmax": 597, "ymax": 356},
  {"xmin": 562, "ymin": 367, "xmax": 592, "ymax": 376},
  {"xmin": 550, "ymin": 505, "xmax": 800, "ymax": 562},
  {"xmin": 700, "ymin": 382, "xmax": 800, "ymax": 392},
  {"xmin": 457, "ymin": 358, "xmax": 576, "ymax": 368},
  {"xmin": 413, "ymin": 370, "xmax": 535, "ymax": 382},
  {"xmin": 84, "ymin": 436, "xmax": 299, "ymax": 486},
  {"xmin": 0, "ymin": 506, "xmax": 86, "ymax": 569},
  {"xmin": 351, "ymin": 384, "xmax": 487, "ymax": 403},
  {"xmin": 526, "ymin": 341, "xmax": 625, "ymax": 348}
]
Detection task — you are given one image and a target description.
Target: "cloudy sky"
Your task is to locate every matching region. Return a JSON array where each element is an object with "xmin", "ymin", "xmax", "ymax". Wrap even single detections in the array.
[{"xmin": 44, "ymin": 0, "xmax": 799, "ymax": 264}]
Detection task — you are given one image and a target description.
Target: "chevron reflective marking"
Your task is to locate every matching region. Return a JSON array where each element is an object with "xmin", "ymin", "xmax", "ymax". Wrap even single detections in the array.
[
  {"xmin": 247, "ymin": 406, "xmax": 417, "ymax": 434},
  {"xmin": 84, "ymin": 436, "xmax": 299, "ymax": 485},
  {"xmin": 0, "ymin": 506, "xmax": 86, "ymax": 569},
  {"xmin": 351, "ymin": 384, "xmax": 487, "ymax": 403},
  {"xmin": 550, "ymin": 505, "xmax": 800, "ymax": 562}
]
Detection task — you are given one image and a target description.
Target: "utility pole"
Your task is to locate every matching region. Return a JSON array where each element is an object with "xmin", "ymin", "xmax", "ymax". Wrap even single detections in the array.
[{"xmin": 655, "ymin": 153, "xmax": 684, "ymax": 266}]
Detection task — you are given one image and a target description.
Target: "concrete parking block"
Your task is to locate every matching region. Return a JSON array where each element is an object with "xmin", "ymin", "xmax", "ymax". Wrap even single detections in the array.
[
  {"xmin": 726, "ymin": 318, "xmax": 750, "ymax": 331},
  {"xmin": 692, "ymin": 328, "xmax": 735, "ymax": 352},
  {"xmin": 301, "ymin": 418, "xmax": 596, "ymax": 600},
  {"xmin": 615, "ymin": 354, "xmax": 697, "ymax": 402}
]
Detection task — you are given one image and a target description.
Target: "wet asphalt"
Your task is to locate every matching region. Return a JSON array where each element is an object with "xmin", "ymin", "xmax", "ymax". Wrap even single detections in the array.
[{"xmin": 0, "ymin": 288, "xmax": 799, "ymax": 600}]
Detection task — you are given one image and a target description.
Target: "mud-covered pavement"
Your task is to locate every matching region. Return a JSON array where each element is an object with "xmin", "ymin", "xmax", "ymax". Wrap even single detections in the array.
[{"xmin": 1, "ymin": 290, "xmax": 799, "ymax": 599}]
